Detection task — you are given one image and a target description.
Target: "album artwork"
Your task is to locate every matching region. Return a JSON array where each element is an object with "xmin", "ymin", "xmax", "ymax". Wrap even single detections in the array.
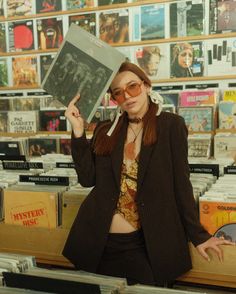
[
  {"xmin": 99, "ymin": 9, "xmax": 129, "ymax": 44},
  {"xmin": 0, "ymin": 139, "xmax": 23, "ymax": 156},
  {"xmin": 39, "ymin": 54, "xmax": 55, "ymax": 83},
  {"xmin": 218, "ymin": 101, "xmax": 236, "ymax": 129},
  {"xmin": 69, "ymin": 13, "xmax": 96, "ymax": 35},
  {"xmin": 42, "ymin": 24, "xmax": 125, "ymax": 122},
  {"xmin": 6, "ymin": 0, "xmax": 33, "ymax": 17},
  {"xmin": 28, "ymin": 137, "xmax": 58, "ymax": 156},
  {"xmin": 37, "ymin": 17, "xmax": 63, "ymax": 50},
  {"xmin": 0, "ymin": 22, "xmax": 6, "ymax": 52},
  {"xmin": 178, "ymin": 106, "xmax": 214, "ymax": 131},
  {"xmin": 8, "ymin": 20, "xmax": 35, "ymax": 52},
  {"xmin": 214, "ymin": 133, "xmax": 236, "ymax": 159},
  {"xmin": 153, "ymin": 90, "xmax": 179, "ymax": 107},
  {"xmin": 8, "ymin": 111, "xmax": 38, "ymax": 133},
  {"xmin": 59, "ymin": 138, "xmax": 71, "ymax": 155},
  {"xmin": 205, "ymin": 38, "xmax": 236, "ymax": 76},
  {"xmin": 134, "ymin": 44, "xmax": 169, "ymax": 80},
  {"xmin": 170, "ymin": 0, "xmax": 204, "ymax": 37},
  {"xmin": 12, "ymin": 56, "xmax": 38, "ymax": 87},
  {"xmin": 214, "ymin": 223, "xmax": 236, "ymax": 243},
  {"xmin": 98, "ymin": 0, "xmax": 127, "ymax": 6},
  {"xmin": 0, "ymin": 98, "xmax": 12, "ymax": 111},
  {"xmin": 0, "ymin": 58, "xmax": 8, "ymax": 87},
  {"xmin": 0, "ymin": 112, "xmax": 8, "ymax": 132},
  {"xmin": 200, "ymin": 197, "xmax": 236, "ymax": 235},
  {"xmin": 223, "ymin": 90, "xmax": 236, "ymax": 102},
  {"xmin": 179, "ymin": 90, "xmax": 218, "ymax": 106},
  {"xmin": 11, "ymin": 97, "xmax": 41, "ymax": 111},
  {"xmin": 36, "ymin": 0, "xmax": 62, "ymax": 13},
  {"xmin": 39, "ymin": 109, "xmax": 68, "ymax": 131},
  {"xmin": 209, "ymin": 0, "xmax": 236, "ymax": 34},
  {"xmin": 66, "ymin": 0, "xmax": 95, "ymax": 9},
  {"xmin": 170, "ymin": 41, "xmax": 204, "ymax": 78},
  {"xmin": 140, "ymin": 4, "xmax": 165, "ymax": 40}
]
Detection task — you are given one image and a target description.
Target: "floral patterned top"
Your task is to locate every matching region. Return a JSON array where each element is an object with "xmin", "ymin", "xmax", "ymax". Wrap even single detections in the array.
[{"xmin": 115, "ymin": 159, "xmax": 141, "ymax": 229}]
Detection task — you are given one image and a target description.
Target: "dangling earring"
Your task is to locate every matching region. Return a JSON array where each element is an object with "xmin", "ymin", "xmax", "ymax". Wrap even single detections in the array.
[{"xmin": 149, "ymin": 90, "xmax": 163, "ymax": 116}]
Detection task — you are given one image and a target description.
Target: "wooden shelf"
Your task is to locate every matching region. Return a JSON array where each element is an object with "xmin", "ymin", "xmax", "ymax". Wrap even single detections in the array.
[{"xmin": 0, "ymin": 223, "xmax": 236, "ymax": 288}]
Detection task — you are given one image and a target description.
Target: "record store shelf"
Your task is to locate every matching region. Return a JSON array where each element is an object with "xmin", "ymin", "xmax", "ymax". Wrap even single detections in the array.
[{"xmin": 0, "ymin": 223, "xmax": 236, "ymax": 288}]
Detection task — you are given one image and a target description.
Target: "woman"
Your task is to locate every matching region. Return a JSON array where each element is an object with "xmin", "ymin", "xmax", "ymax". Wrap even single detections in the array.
[
  {"xmin": 63, "ymin": 62, "xmax": 233, "ymax": 286},
  {"xmin": 171, "ymin": 42, "xmax": 194, "ymax": 78}
]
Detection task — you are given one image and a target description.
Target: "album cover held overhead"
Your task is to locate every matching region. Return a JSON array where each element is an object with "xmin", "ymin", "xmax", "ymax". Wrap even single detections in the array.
[{"xmin": 42, "ymin": 24, "xmax": 125, "ymax": 123}]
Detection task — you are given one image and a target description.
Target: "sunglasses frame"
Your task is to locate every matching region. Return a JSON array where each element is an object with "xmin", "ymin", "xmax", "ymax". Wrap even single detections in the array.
[{"xmin": 111, "ymin": 81, "xmax": 143, "ymax": 101}]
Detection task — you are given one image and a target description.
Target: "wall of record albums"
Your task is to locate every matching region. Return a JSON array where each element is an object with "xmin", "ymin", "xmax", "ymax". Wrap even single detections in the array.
[{"xmin": 0, "ymin": 0, "xmax": 236, "ymax": 159}]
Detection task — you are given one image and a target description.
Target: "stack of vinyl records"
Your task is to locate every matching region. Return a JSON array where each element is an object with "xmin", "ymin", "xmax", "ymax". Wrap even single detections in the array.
[
  {"xmin": 2, "ymin": 268, "xmax": 127, "ymax": 294},
  {"xmin": 0, "ymin": 253, "xmax": 35, "ymax": 286}
]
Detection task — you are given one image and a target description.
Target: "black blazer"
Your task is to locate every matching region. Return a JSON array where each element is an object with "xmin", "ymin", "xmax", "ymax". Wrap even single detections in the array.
[{"xmin": 62, "ymin": 111, "xmax": 211, "ymax": 284}]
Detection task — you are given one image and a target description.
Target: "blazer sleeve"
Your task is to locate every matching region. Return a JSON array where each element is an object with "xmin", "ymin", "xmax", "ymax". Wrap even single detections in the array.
[
  {"xmin": 71, "ymin": 131, "xmax": 96, "ymax": 187},
  {"xmin": 170, "ymin": 115, "xmax": 212, "ymax": 246}
]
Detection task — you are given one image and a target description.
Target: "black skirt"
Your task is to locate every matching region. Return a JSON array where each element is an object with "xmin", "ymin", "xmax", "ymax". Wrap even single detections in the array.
[{"xmin": 96, "ymin": 230, "xmax": 156, "ymax": 286}]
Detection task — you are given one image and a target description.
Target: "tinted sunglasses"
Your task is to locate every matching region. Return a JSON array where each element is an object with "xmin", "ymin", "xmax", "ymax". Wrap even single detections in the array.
[{"xmin": 111, "ymin": 81, "xmax": 143, "ymax": 102}]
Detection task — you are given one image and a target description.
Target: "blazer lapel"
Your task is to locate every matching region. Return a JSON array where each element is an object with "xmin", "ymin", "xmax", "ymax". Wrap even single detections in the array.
[
  {"xmin": 137, "ymin": 142, "xmax": 154, "ymax": 192},
  {"xmin": 111, "ymin": 123, "xmax": 127, "ymax": 191}
]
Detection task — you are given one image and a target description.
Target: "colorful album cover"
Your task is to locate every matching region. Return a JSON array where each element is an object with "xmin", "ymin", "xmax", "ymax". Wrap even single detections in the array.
[
  {"xmin": 12, "ymin": 56, "xmax": 38, "ymax": 87},
  {"xmin": 214, "ymin": 223, "xmax": 236, "ymax": 243},
  {"xmin": 0, "ymin": 22, "xmax": 6, "ymax": 52},
  {"xmin": 0, "ymin": 58, "xmax": 8, "ymax": 87},
  {"xmin": 218, "ymin": 101, "xmax": 236, "ymax": 129},
  {"xmin": 99, "ymin": 9, "xmax": 129, "ymax": 44},
  {"xmin": 28, "ymin": 137, "xmax": 58, "ymax": 156},
  {"xmin": 205, "ymin": 38, "xmax": 236, "ymax": 76},
  {"xmin": 200, "ymin": 198, "xmax": 236, "ymax": 235},
  {"xmin": 8, "ymin": 20, "xmax": 35, "ymax": 52},
  {"xmin": 69, "ymin": 13, "xmax": 96, "ymax": 35},
  {"xmin": 36, "ymin": 0, "xmax": 62, "ymax": 13},
  {"xmin": 178, "ymin": 106, "xmax": 214, "ymax": 131},
  {"xmin": 66, "ymin": 0, "xmax": 95, "ymax": 9},
  {"xmin": 209, "ymin": 0, "xmax": 236, "ymax": 34},
  {"xmin": 40, "ymin": 54, "xmax": 55, "ymax": 83},
  {"xmin": 98, "ymin": 0, "xmax": 127, "ymax": 6},
  {"xmin": 152, "ymin": 90, "xmax": 179, "ymax": 107},
  {"xmin": 170, "ymin": 41, "xmax": 204, "ymax": 78},
  {"xmin": 134, "ymin": 44, "xmax": 169, "ymax": 80},
  {"xmin": 0, "ymin": 112, "xmax": 8, "ymax": 132},
  {"xmin": 37, "ymin": 17, "xmax": 63, "ymax": 50},
  {"xmin": 39, "ymin": 109, "xmax": 67, "ymax": 131},
  {"xmin": 59, "ymin": 138, "xmax": 71, "ymax": 155},
  {"xmin": 179, "ymin": 90, "xmax": 218, "ymax": 106},
  {"xmin": 140, "ymin": 4, "xmax": 165, "ymax": 40},
  {"xmin": 8, "ymin": 111, "xmax": 38, "ymax": 133},
  {"xmin": 6, "ymin": 0, "xmax": 33, "ymax": 17},
  {"xmin": 223, "ymin": 90, "xmax": 236, "ymax": 102},
  {"xmin": 11, "ymin": 97, "xmax": 41, "ymax": 111},
  {"xmin": 170, "ymin": 0, "xmax": 204, "ymax": 37}
]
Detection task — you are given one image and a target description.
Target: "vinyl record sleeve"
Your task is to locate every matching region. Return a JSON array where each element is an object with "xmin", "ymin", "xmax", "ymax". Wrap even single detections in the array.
[
  {"xmin": 0, "ymin": 22, "xmax": 6, "ymax": 52},
  {"xmin": 42, "ymin": 24, "xmax": 125, "ymax": 123}
]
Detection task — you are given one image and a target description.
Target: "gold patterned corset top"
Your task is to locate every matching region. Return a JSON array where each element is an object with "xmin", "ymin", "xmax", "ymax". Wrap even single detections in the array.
[{"xmin": 115, "ymin": 159, "xmax": 141, "ymax": 230}]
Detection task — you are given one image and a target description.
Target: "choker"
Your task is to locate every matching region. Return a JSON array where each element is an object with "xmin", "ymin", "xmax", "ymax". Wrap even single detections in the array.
[{"xmin": 128, "ymin": 117, "xmax": 142, "ymax": 124}]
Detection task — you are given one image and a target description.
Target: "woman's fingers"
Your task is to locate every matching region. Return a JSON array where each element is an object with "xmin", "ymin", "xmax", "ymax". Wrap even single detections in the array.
[{"xmin": 68, "ymin": 94, "xmax": 80, "ymax": 107}]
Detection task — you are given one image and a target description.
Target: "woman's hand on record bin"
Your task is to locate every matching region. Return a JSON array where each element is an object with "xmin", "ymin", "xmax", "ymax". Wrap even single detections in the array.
[{"xmin": 65, "ymin": 94, "xmax": 84, "ymax": 138}]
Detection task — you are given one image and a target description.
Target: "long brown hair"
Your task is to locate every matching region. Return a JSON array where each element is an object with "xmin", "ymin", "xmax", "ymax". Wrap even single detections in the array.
[{"xmin": 93, "ymin": 62, "xmax": 159, "ymax": 155}]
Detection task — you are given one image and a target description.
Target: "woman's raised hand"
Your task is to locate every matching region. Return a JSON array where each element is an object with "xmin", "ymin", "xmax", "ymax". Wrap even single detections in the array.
[{"xmin": 65, "ymin": 95, "xmax": 84, "ymax": 138}]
